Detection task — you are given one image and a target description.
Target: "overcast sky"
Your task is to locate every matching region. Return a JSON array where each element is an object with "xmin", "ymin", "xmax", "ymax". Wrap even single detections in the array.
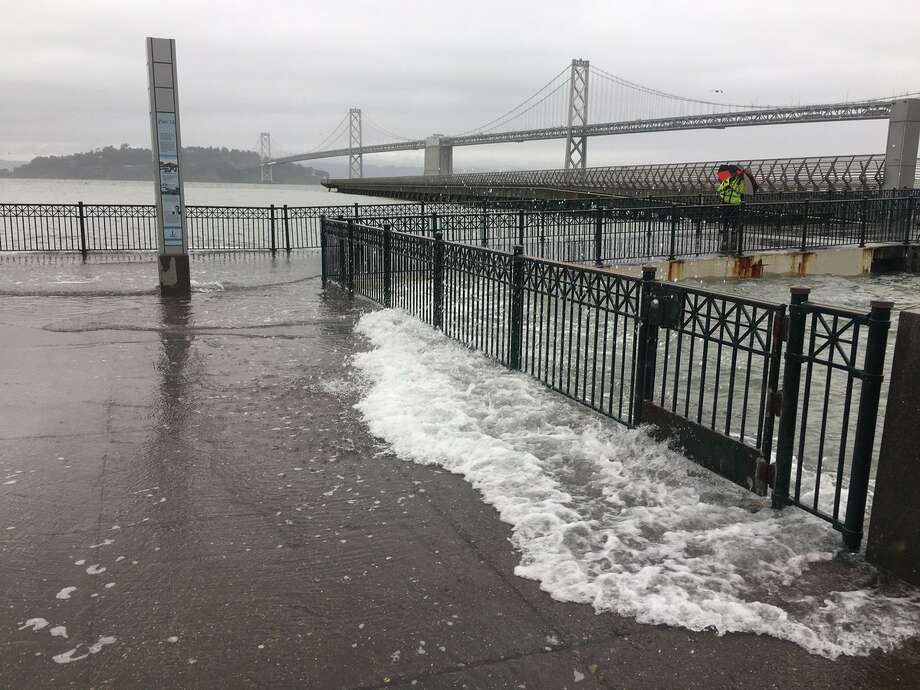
[{"xmin": 2, "ymin": 0, "xmax": 918, "ymax": 172}]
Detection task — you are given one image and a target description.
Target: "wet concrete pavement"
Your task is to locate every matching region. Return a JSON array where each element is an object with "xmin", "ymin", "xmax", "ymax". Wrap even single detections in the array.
[{"xmin": 1, "ymin": 254, "xmax": 919, "ymax": 689}]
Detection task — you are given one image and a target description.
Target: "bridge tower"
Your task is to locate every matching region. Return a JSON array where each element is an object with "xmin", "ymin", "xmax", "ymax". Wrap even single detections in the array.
[
  {"xmin": 564, "ymin": 59, "xmax": 590, "ymax": 170},
  {"xmin": 349, "ymin": 108, "xmax": 363, "ymax": 179},
  {"xmin": 259, "ymin": 132, "xmax": 272, "ymax": 183},
  {"xmin": 883, "ymin": 98, "xmax": 920, "ymax": 189},
  {"xmin": 424, "ymin": 135, "xmax": 453, "ymax": 176}
]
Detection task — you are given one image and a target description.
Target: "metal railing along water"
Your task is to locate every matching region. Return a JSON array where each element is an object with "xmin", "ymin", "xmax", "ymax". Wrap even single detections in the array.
[
  {"xmin": 358, "ymin": 194, "xmax": 918, "ymax": 265},
  {"xmin": 321, "ymin": 216, "xmax": 896, "ymax": 551},
  {"xmin": 0, "ymin": 201, "xmax": 475, "ymax": 254},
  {"xmin": 3, "ymin": 192, "xmax": 916, "ymax": 261}
]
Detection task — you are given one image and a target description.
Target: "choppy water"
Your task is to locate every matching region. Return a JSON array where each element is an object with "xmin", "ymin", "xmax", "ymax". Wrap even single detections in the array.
[{"xmin": 681, "ymin": 272, "xmax": 920, "ymax": 315}]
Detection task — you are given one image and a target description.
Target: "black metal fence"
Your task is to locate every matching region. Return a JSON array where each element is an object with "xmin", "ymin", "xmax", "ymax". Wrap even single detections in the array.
[
  {"xmin": 641, "ymin": 279, "xmax": 786, "ymax": 463},
  {"xmin": 772, "ymin": 290, "xmax": 892, "ymax": 549},
  {"xmin": 322, "ymin": 217, "xmax": 895, "ymax": 550},
  {"xmin": 3, "ymin": 191, "xmax": 917, "ymax": 258},
  {"xmin": 360, "ymin": 194, "xmax": 918, "ymax": 266},
  {"xmin": 0, "ymin": 201, "xmax": 471, "ymax": 254}
]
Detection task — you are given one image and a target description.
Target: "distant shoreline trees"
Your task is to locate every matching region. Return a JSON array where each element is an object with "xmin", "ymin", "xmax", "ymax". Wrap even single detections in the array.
[{"xmin": 0, "ymin": 144, "xmax": 328, "ymax": 185}]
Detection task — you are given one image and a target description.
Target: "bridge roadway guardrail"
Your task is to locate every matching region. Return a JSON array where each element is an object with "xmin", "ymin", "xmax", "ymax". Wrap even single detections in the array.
[
  {"xmin": 2, "ymin": 192, "xmax": 917, "ymax": 258},
  {"xmin": 321, "ymin": 217, "xmax": 895, "ymax": 552}
]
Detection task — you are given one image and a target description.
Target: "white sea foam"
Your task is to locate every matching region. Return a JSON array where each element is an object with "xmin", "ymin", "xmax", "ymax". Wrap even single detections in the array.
[
  {"xmin": 190, "ymin": 280, "xmax": 225, "ymax": 293},
  {"xmin": 52, "ymin": 636, "xmax": 116, "ymax": 664},
  {"xmin": 352, "ymin": 309, "xmax": 920, "ymax": 659},
  {"xmin": 18, "ymin": 618, "xmax": 49, "ymax": 632},
  {"xmin": 55, "ymin": 587, "xmax": 76, "ymax": 600}
]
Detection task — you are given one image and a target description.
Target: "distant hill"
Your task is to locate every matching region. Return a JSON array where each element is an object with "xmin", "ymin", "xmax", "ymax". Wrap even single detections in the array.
[{"xmin": 2, "ymin": 145, "xmax": 328, "ymax": 185}]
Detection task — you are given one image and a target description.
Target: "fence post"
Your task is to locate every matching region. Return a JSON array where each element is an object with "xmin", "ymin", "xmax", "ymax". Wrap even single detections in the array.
[
  {"xmin": 509, "ymin": 245, "xmax": 525, "ymax": 370},
  {"xmin": 431, "ymin": 212, "xmax": 438, "ymax": 238},
  {"xmin": 319, "ymin": 215, "xmax": 328, "ymax": 288},
  {"xmin": 694, "ymin": 197, "xmax": 703, "ymax": 250},
  {"xmin": 518, "ymin": 209, "xmax": 525, "ymax": 247},
  {"xmin": 842, "ymin": 299, "xmax": 894, "ymax": 551},
  {"xmin": 353, "ymin": 202, "xmax": 359, "ymax": 219},
  {"xmin": 760, "ymin": 304, "xmax": 787, "ymax": 467},
  {"xmin": 269, "ymin": 204, "xmax": 277, "ymax": 255},
  {"xmin": 800, "ymin": 200, "xmax": 809, "ymax": 252},
  {"xmin": 904, "ymin": 196, "xmax": 914, "ymax": 245},
  {"xmin": 383, "ymin": 224, "xmax": 392, "ymax": 308},
  {"xmin": 346, "ymin": 218, "xmax": 355, "ymax": 295},
  {"xmin": 78, "ymin": 201, "xmax": 87, "ymax": 259},
  {"xmin": 283, "ymin": 204, "xmax": 291, "ymax": 253},
  {"xmin": 735, "ymin": 203, "xmax": 745, "ymax": 257},
  {"xmin": 335, "ymin": 215, "xmax": 348, "ymax": 289},
  {"xmin": 668, "ymin": 208, "xmax": 677, "ymax": 261},
  {"xmin": 859, "ymin": 196, "xmax": 868, "ymax": 248},
  {"xmin": 632, "ymin": 265, "xmax": 659, "ymax": 426},
  {"xmin": 481, "ymin": 209, "xmax": 489, "ymax": 247},
  {"xmin": 539, "ymin": 212, "xmax": 547, "ymax": 256},
  {"xmin": 771, "ymin": 286, "xmax": 810, "ymax": 510},
  {"xmin": 432, "ymin": 230, "xmax": 444, "ymax": 330},
  {"xmin": 594, "ymin": 208, "xmax": 604, "ymax": 266}
]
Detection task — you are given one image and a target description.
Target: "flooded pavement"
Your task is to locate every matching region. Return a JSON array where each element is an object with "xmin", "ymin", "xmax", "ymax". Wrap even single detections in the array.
[{"xmin": 1, "ymin": 254, "xmax": 919, "ymax": 689}]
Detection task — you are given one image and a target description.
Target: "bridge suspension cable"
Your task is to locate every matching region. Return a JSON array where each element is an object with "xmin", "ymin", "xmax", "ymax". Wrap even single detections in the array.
[
  {"xmin": 306, "ymin": 114, "xmax": 349, "ymax": 153},
  {"xmin": 590, "ymin": 65, "xmax": 767, "ymax": 111},
  {"xmin": 363, "ymin": 114, "xmax": 414, "ymax": 143},
  {"xmin": 453, "ymin": 64, "xmax": 571, "ymax": 136}
]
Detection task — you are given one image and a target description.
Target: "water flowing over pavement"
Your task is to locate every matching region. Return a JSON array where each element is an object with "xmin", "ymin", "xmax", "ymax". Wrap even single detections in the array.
[{"xmin": 1, "ymin": 254, "xmax": 920, "ymax": 688}]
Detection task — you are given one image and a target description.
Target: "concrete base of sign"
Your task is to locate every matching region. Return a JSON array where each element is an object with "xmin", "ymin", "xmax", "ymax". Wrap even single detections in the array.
[
  {"xmin": 158, "ymin": 254, "xmax": 191, "ymax": 296},
  {"xmin": 866, "ymin": 309, "xmax": 920, "ymax": 587}
]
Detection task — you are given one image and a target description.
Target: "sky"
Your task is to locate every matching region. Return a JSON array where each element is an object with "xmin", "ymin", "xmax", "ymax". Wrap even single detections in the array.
[{"xmin": 2, "ymin": 0, "xmax": 918, "ymax": 173}]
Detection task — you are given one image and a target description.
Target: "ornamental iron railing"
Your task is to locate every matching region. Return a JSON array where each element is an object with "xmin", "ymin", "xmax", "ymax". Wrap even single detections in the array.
[
  {"xmin": 3, "ymin": 193, "xmax": 916, "ymax": 262},
  {"xmin": 0, "ymin": 201, "xmax": 470, "ymax": 254},
  {"xmin": 322, "ymin": 218, "xmax": 894, "ymax": 551}
]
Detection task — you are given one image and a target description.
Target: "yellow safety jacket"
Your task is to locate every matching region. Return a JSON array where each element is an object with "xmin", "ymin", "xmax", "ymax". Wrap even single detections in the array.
[{"xmin": 718, "ymin": 176, "xmax": 745, "ymax": 205}]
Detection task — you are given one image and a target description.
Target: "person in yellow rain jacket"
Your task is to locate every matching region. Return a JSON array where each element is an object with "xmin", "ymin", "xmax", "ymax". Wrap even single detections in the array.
[{"xmin": 717, "ymin": 165, "xmax": 758, "ymax": 252}]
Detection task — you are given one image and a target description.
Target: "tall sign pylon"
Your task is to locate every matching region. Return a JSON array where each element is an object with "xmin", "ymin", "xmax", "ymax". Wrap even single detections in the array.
[
  {"xmin": 348, "ymin": 108, "xmax": 363, "ymax": 179},
  {"xmin": 146, "ymin": 37, "xmax": 191, "ymax": 296},
  {"xmin": 564, "ymin": 59, "xmax": 590, "ymax": 170},
  {"xmin": 259, "ymin": 132, "xmax": 273, "ymax": 183}
]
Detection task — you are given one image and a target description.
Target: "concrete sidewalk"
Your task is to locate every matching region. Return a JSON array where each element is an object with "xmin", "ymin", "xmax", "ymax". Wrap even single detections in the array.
[{"xmin": 1, "ymin": 260, "xmax": 918, "ymax": 688}]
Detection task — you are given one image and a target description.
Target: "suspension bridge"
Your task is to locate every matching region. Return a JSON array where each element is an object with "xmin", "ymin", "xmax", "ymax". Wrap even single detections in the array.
[{"xmin": 257, "ymin": 59, "xmax": 919, "ymax": 196}]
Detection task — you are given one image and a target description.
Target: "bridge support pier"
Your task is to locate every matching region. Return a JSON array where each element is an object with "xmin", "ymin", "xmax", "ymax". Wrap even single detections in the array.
[
  {"xmin": 424, "ymin": 135, "xmax": 453, "ymax": 176},
  {"xmin": 884, "ymin": 98, "xmax": 920, "ymax": 189}
]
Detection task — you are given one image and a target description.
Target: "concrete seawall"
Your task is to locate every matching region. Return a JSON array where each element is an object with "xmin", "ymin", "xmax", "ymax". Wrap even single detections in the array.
[{"xmin": 607, "ymin": 243, "xmax": 920, "ymax": 281}]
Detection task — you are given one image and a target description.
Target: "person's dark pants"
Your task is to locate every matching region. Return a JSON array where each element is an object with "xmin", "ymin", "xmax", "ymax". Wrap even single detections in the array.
[{"xmin": 720, "ymin": 203, "xmax": 741, "ymax": 253}]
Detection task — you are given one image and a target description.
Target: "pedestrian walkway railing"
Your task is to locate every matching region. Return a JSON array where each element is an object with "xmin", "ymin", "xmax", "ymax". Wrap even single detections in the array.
[
  {"xmin": 360, "ymin": 194, "xmax": 918, "ymax": 265},
  {"xmin": 0, "ymin": 201, "xmax": 467, "ymax": 254},
  {"xmin": 321, "ymin": 217, "xmax": 895, "ymax": 551},
  {"xmin": 2, "ymin": 191, "xmax": 917, "ymax": 257}
]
